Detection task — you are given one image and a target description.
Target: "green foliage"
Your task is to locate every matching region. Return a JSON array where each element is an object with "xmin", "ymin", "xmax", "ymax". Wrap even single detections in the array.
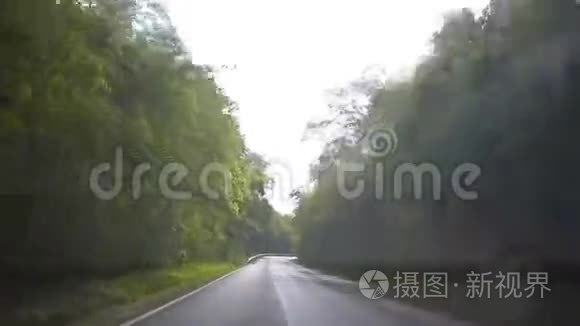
[
  {"xmin": 5, "ymin": 262, "xmax": 237, "ymax": 326},
  {"xmin": 0, "ymin": 0, "xmax": 292, "ymax": 279}
]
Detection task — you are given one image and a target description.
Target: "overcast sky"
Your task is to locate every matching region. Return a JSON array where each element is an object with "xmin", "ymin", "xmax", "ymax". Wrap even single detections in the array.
[{"xmin": 163, "ymin": 0, "xmax": 489, "ymax": 214}]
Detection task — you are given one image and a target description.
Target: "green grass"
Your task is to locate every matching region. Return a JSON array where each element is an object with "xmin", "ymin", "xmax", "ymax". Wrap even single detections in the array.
[
  {"xmin": 102, "ymin": 262, "xmax": 236, "ymax": 303},
  {"xmin": 6, "ymin": 262, "xmax": 238, "ymax": 326}
]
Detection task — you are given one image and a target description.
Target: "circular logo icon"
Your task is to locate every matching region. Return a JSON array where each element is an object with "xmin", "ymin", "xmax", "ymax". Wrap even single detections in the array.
[
  {"xmin": 365, "ymin": 128, "xmax": 398, "ymax": 158},
  {"xmin": 359, "ymin": 270, "xmax": 389, "ymax": 299}
]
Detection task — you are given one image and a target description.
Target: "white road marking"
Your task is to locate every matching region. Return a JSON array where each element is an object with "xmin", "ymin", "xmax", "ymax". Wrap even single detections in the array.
[{"xmin": 119, "ymin": 267, "xmax": 243, "ymax": 326}]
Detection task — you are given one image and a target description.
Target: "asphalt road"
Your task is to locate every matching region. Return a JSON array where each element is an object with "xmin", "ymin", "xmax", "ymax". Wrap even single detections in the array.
[{"xmin": 132, "ymin": 256, "xmax": 470, "ymax": 326}]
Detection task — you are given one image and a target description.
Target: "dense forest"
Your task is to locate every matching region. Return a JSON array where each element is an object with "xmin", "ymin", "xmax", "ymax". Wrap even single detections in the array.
[
  {"xmin": 0, "ymin": 0, "xmax": 292, "ymax": 278},
  {"xmin": 2, "ymin": 0, "xmax": 580, "ymax": 324},
  {"xmin": 291, "ymin": 1, "xmax": 580, "ymax": 322},
  {"xmin": 295, "ymin": 0, "xmax": 580, "ymax": 277}
]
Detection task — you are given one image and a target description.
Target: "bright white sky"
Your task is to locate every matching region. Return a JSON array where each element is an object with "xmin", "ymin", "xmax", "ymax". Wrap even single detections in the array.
[{"xmin": 163, "ymin": 0, "xmax": 489, "ymax": 214}]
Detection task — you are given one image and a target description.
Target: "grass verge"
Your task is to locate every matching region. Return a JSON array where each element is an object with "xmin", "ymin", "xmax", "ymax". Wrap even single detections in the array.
[{"xmin": 4, "ymin": 262, "xmax": 238, "ymax": 326}]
